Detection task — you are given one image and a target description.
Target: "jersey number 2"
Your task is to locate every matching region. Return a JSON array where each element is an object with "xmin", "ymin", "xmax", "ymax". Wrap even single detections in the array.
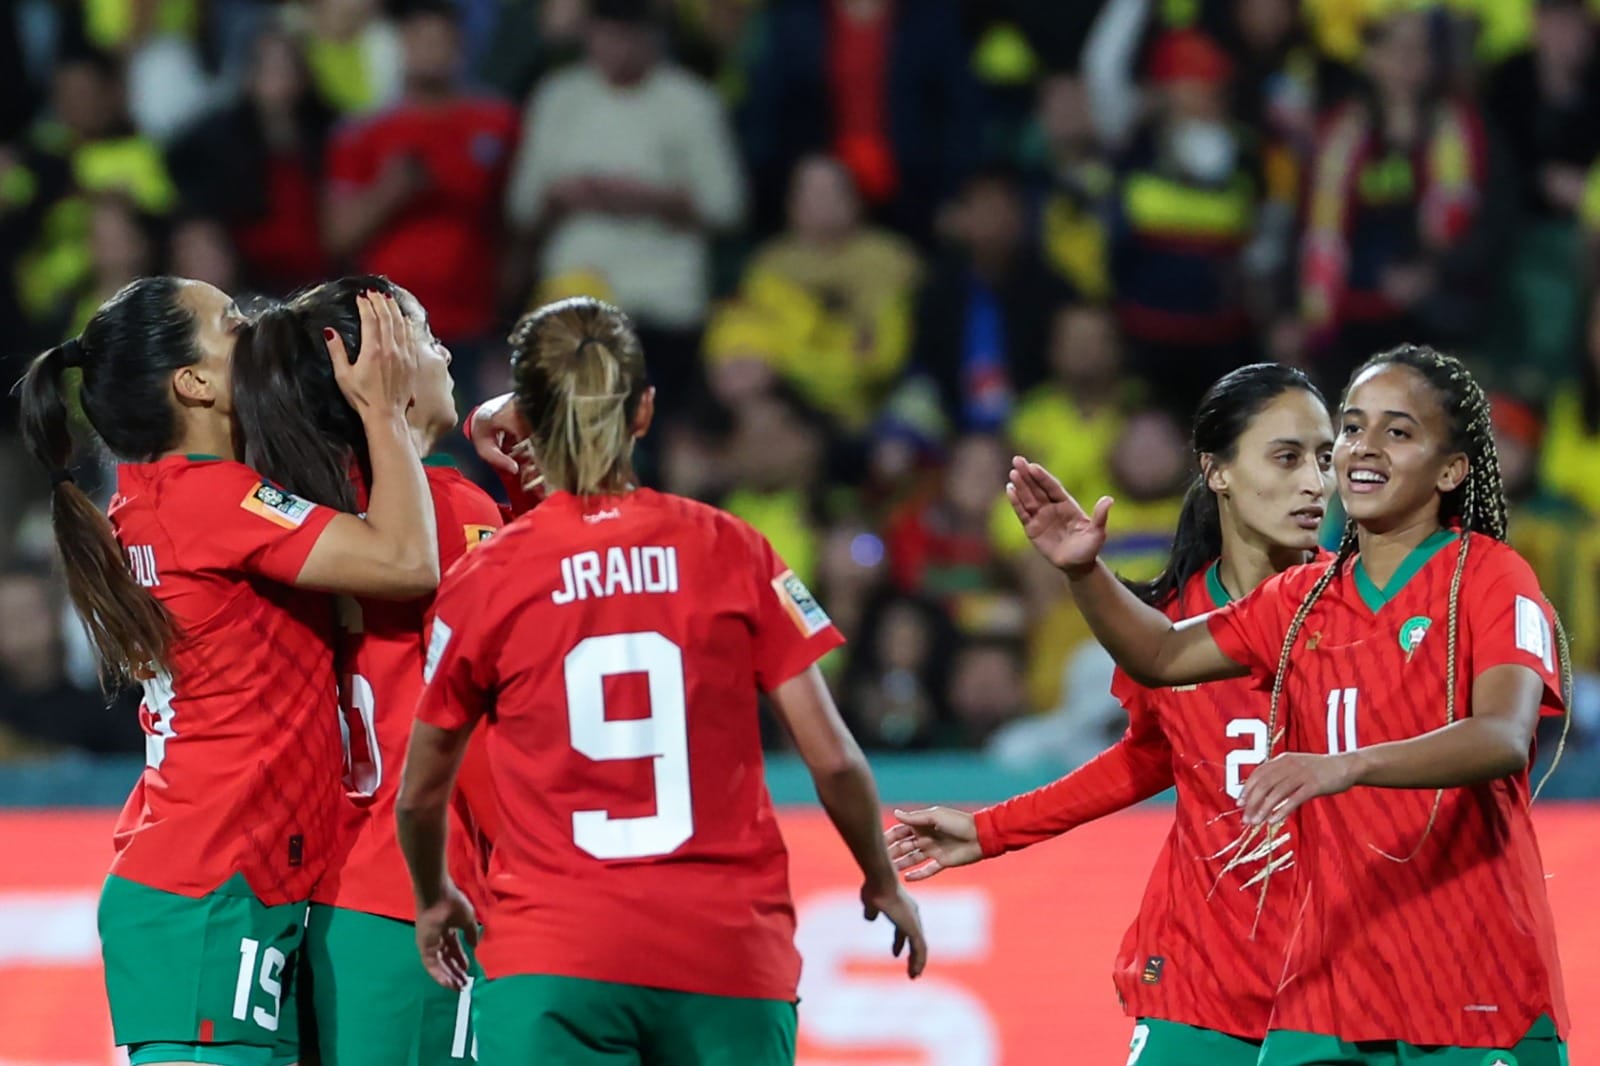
[
  {"xmin": 565, "ymin": 631, "xmax": 693, "ymax": 860},
  {"xmin": 1224, "ymin": 718, "xmax": 1268, "ymax": 800}
]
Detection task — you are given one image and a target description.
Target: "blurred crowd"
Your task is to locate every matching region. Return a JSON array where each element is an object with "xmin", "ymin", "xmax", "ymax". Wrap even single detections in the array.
[{"xmin": 1, "ymin": 0, "xmax": 1599, "ymax": 770}]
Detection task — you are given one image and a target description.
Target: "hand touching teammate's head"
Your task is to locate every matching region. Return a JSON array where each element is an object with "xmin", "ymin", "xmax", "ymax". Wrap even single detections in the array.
[{"xmin": 507, "ymin": 297, "xmax": 653, "ymax": 497}]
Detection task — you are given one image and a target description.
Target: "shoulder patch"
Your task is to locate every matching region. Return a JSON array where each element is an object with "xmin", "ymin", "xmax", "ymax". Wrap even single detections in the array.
[
  {"xmin": 464, "ymin": 524, "xmax": 496, "ymax": 551},
  {"xmin": 424, "ymin": 618, "xmax": 453, "ymax": 683},
  {"xmin": 1514, "ymin": 595, "xmax": 1554, "ymax": 672},
  {"xmin": 240, "ymin": 482, "xmax": 315, "ymax": 529},
  {"xmin": 771, "ymin": 569, "xmax": 831, "ymax": 637}
]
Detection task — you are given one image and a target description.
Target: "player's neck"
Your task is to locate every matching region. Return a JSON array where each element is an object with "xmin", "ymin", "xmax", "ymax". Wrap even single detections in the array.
[
  {"xmin": 409, "ymin": 422, "xmax": 441, "ymax": 459},
  {"xmin": 1216, "ymin": 522, "xmax": 1306, "ymax": 600},
  {"xmin": 1354, "ymin": 512, "xmax": 1445, "ymax": 588},
  {"xmin": 165, "ymin": 416, "xmax": 236, "ymax": 463}
]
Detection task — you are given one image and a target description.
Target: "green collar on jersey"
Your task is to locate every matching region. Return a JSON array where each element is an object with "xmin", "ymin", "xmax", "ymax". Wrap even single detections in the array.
[
  {"xmin": 183, "ymin": 453, "xmax": 221, "ymax": 461},
  {"xmin": 1204, "ymin": 561, "xmax": 1233, "ymax": 608},
  {"xmin": 421, "ymin": 453, "xmax": 458, "ymax": 468},
  {"xmin": 1353, "ymin": 527, "xmax": 1459, "ymax": 613}
]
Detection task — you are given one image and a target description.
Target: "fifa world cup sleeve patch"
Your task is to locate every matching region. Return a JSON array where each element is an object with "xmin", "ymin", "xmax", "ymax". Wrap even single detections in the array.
[
  {"xmin": 1514, "ymin": 595, "xmax": 1554, "ymax": 672},
  {"xmin": 424, "ymin": 618, "xmax": 453, "ymax": 683},
  {"xmin": 240, "ymin": 481, "xmax": 316, "ymax": 529},
  {"xmin": 464, "ymin": 525, "xmax": 496, "ymax": 551},
  {"xmin": 772, "ymin": 570, "xmax": 831, "ymax": 637}
]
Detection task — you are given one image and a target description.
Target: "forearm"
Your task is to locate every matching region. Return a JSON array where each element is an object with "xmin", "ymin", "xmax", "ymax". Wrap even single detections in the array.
[
  {"xmin": 361, "ymin": 412, "xmax": 438, "ymax": 583},
  {"xmin": 1346, "ymin": 716, "xmax": 1529, "ymax": 789},
  {"xmin": 1063, "ymin": 561, "xmax": 1192, "ymax": 685},
  {"xmin": 813, "ymin": 759, "xmax": 898, "ymax": 890},
  {"xmin": 396, "ymin": 802, "xmax": 452, "ymax": 908},
  {"xmin": 976, "ymin": 737, "xmax": 1173, "ymax": 856},
  {"xmin": 326, "ymin": 188, "xmax": 407, "ymax": 259}
]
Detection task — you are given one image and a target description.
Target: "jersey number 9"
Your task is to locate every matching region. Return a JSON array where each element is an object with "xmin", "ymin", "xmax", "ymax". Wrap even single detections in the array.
[{"xmin": 565, "ymin": 631, "xmax": 693, "ymax": 860}]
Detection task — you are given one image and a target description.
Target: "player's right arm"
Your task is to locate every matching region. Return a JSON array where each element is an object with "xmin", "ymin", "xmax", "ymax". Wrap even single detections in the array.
[
  {"xmin": 294, "ymin": 293, "xmax": 440, "ymax": 599},
  {"xmin": 1008, "ymin": 456, "xmax": 1247, "ymax": 686},
  {"xmin": 769, "ymin": 666, "xmax": 926, "ymax": 979},
  {"xmin": 886, "ymin": 685, "xmax": 1175, "ymax": 879}
]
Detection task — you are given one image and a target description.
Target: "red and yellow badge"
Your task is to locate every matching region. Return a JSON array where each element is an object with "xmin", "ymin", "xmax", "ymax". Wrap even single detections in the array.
[
  {"xmin": 464, "ymin": 524, "xmax": 496, "ymax": 551},
  {"xmin": 240, "ymin": 482, "xmax": 315, "ymax": 530},
  {"xmin": 772, "ymin": 569, "xmax": 831, "ymax": 637}
]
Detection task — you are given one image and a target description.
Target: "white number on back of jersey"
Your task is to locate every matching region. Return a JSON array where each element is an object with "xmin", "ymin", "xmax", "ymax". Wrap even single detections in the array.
[
  {"xmin": 142, "ymin": 672, "xmax": 178, "ymax": 770},
  {"xmin": 1127, "ymin": 1022, "xmax": 1151, "ymax": 1064},
  {"xmin": 1326, "ymin": 687, "xmax": 1358, "ymax": 754},
  {"xmin": 335, "ymin": 596, "xmax": 382, "ymax": 797},
  {"xmin": 1224, "ymin": 718, "xmax": 1269, "ymax": 800},
  {"xmin": 564, "ymin": 631, "xmax": 693, "ymax": 860}
]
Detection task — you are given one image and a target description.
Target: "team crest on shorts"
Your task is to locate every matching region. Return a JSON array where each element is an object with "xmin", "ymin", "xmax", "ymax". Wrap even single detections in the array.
[
  {"xmin": 241, "ymin": 482, "xmax": 315, "ymax": 529},
  {"xmin": 1141, "ymin": 956, "xmax": 1164, "ymax": 984},
  {"xmin": 1479, "ymin": 1052, "xmax": 1518, "ymax": 1066},
  {"xmin": 1399, "ymin": 615, "xmax": 1432, "ymax": 653},
  {"xmin": 773, "ymin": 570, "xmax": 831, "ymax": 636}
]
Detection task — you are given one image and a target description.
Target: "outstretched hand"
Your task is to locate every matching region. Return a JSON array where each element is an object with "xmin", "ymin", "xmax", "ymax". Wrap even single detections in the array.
[
  {"xmin": 884, "ymin": 807, "xmax": 982, "ymax": 882},
  {"xmin": 1005, "ymin": 456, "xmax": 1113, "ymax": 573}
]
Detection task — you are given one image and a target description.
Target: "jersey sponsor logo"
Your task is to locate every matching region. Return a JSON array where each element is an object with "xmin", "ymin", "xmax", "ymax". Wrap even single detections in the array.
[
  {"xmin": 464, "ymin": 524, "xmax": 496, "ymax": 550},
  {"xmin": 241, "ymin": 482, "xmax": 315, "ymax": 529},
  {"xmin": 773, "ymin": 570, "xmax": 831, "ymax": 637},
  {"xmin": 582, "ymin": 508, "xmax": 622, "ymax": 524},
  {"xmin": 425, "ymin": 618, "xmax": 453, "ymax": 683},
  {"xmin": 1514, "ymin": 595, "xmax": 1554, "ymax": 672},
  {"xmin": 1140, "ymin": 956, "xmax": 1164, "ymax": 984},
  {"xmin": 1399, "ymin": 615, "xmax": 1431, "ymax": 653}
]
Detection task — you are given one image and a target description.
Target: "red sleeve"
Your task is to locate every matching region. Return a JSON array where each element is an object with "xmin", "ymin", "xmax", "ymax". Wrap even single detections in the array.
[
  {"xmin": 974, "ymin": 673, "xmax": 1175, "ymax": 857},
  {"xmin": 429, "ymin": 469, "xmax": 506, "ymax": 577},
  {"xmin": 1206, "ymin": 567, "xmax": 1304, "ymax": 684},
  {"xmin": 1465, "ymin": 546, "xmax": 1565, "ymax": 716},
  {"xmin": 416, "ymin": 560, "xmax": 495, "ymax": 732},
  {"xmin": 746, "ymin": 527, "xmax": 846, "ymax": 692},
  {"xmin": 173, "ymin": 461, "xmax": 337, "ymax": 584}
]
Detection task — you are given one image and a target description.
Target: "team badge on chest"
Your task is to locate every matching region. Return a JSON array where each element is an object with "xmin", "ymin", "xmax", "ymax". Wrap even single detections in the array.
[{"xmin": 1398, "ymin": 615, "xmax": 1432, "ymax": 655}]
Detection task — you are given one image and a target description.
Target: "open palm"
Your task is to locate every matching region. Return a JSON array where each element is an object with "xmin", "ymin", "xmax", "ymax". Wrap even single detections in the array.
[{"xmin": 1005, "ymin": 456, "xmax": 1112, "ymax": 571}]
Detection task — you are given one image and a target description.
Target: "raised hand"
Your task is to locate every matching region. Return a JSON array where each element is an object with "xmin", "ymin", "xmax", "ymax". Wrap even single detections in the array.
[
  {"xmin": 885, "ymin": 807, "xmax": 983, "ymax": 882},
  {"xmin": 326, "ymin": 291, "xmax": 416, "ymax": 420},
  {"xmin": 1005, "ymin": 456, "xmax": 1113, "ymax": 573},
  {"xmin": 467, "ymin": 391, "xmax": 525, "ymax": 478}
]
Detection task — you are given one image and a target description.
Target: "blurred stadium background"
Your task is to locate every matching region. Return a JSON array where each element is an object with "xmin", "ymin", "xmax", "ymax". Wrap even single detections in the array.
[{"xmin": 1, "ymin": 0, "xmax": 1598, "ymax": 1062}]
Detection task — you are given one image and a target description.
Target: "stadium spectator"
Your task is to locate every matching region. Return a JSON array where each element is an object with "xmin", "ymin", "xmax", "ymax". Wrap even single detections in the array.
[
  {"xmin": 168, "ymin": 215, "xmax": 241, "ymax": 297},
  {"xmin": 739, "ymin": 0, "xmax": 982, "ymax": 243},
  {"xmin": 297, "ymin": 0, "xmax": 403, "ymax": 115},
  {"xmin": 1028, "ymin": 72, "xmax": 1115, "ymax": 303},
  {"xmin": 1109, "ymin": 29, "xmax": 1262, "ymax": 415},
  {"xmin": 913, "ymin": 166, "xmax": 1071, "ymax": 432},
  {"xmin": 504, "ymin": 0, "xmax": 744, "ymax": 409},
  {"xmin": 325, "ymin": 1, "xmax": 517, "ymax": 363},
  {"xmin": 167, "ymin": 24, "xmax": 334, "ymax": 295},
  {"xmin": 1540, "ymin": 293, "xmax": 1600, "ymax": 515},
  {"xmin": 708, "ymin": 154, "xmax": 922, "ymax": 433},
  {"xmin": 48, "ymin": 193, "xmax": 160, "ymax": 340},
  {"xmin": 842, "ymin": 591, "xmax": 959, "ymax": 750},
  {"xmin": 721, "ymin": 386, "xmax": 830, "ymax": 590}
]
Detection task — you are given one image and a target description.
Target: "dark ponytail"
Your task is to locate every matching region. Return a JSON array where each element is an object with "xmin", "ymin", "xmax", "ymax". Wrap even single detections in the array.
[
  {"xmin": 1125, "ymin": 363, "xmax": 1327, "ymax": 607},
  {"xmin": 17, "ymin": 338, "xmax": 176, "ymax": 685},
  {"xmin": 233, "ymin": 275, "xmax": 400, "ymax": 512}
]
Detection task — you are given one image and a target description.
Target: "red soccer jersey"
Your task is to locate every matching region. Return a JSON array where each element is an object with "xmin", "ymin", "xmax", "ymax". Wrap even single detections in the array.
[
  {"xmin": 1207, "ymin": 530, "xmax": 1568, "ymax": 1046},
  {"xmin": 416, "ymin": 489, "xmax": 844, "ymax": 1000},
  {"xmin": 976, "ymin": 561, "xmax": 1313, "ymax": 1039},
  {"xmin": 326, "ymin": 96, "xmax": 518, "ymax": 341},
  {"xmin": 314, "ymin": 460, "xmax": 505, "ymax": 920},
  {"xmin": 107, "ymin": 455, "xmax": 344, "ymax": 905}
]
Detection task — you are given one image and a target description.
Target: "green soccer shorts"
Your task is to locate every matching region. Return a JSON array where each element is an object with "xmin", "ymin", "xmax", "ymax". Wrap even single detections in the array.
[
  {"xmin": 98, "ymin": 872, "xmax": 305, "ymax": 1066},
  {"xmin": 1126, "ymin": 1018, "xmax": 1263, "ymax": 1065},
  {"xmin": 1259, "ymin": 1014, "xmax": 1567, "ymax": 1066},
  {"xmin": 301, "ymin": 903, "xmax": 482, "ymax": 1066},
  {"xmin": 473, "ymin": 973, "xmax": 797, "ymax": 1066}
]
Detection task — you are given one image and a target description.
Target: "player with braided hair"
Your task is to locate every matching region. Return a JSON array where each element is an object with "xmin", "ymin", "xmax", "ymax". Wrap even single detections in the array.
[{"xmin": 1007, "ymin": 343, "xmax": 1569, "ymax": 1063}]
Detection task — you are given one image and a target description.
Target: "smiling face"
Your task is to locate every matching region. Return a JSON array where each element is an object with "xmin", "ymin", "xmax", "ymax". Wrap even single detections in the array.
[
  {"xmin": 1210, "ymin": 387, "xmax": 1334, "ymax": 552},
  {"xmin": 1334, "ymin": 364, "xmax": 1468, "ymax": 534}
]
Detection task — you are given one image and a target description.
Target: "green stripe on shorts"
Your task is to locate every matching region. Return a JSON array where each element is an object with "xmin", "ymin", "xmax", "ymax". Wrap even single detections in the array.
[{"xmin": 1260, "ymin": 1014, "xmax": 1567, "ymax": 1065}]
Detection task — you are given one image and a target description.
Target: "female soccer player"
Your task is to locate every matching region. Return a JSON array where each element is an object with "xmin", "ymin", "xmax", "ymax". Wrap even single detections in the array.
[
  {"xmin": 232, "ymin": 275, "xmax": 505, "ymax": 1066},
  {"xmin": 1009, "ymin": 344, "xmax": 1569, "ymax": 1064},
  {"xmin": 887, "ymin": 363, "xmax": 1334, "ymax": 1065},
  {"xmin": 16, "ymin": 278, "xmax": 439, "ymax": 1066},
  {"xmin": 395, "ymin": 296, "xmax": 926, "ymax": 1066}
]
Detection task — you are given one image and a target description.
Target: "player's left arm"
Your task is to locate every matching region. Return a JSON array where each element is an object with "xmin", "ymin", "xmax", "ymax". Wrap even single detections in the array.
[{"xmin": 1240, "ymin": 558, "xmax": 1563, "ymax": 825}]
